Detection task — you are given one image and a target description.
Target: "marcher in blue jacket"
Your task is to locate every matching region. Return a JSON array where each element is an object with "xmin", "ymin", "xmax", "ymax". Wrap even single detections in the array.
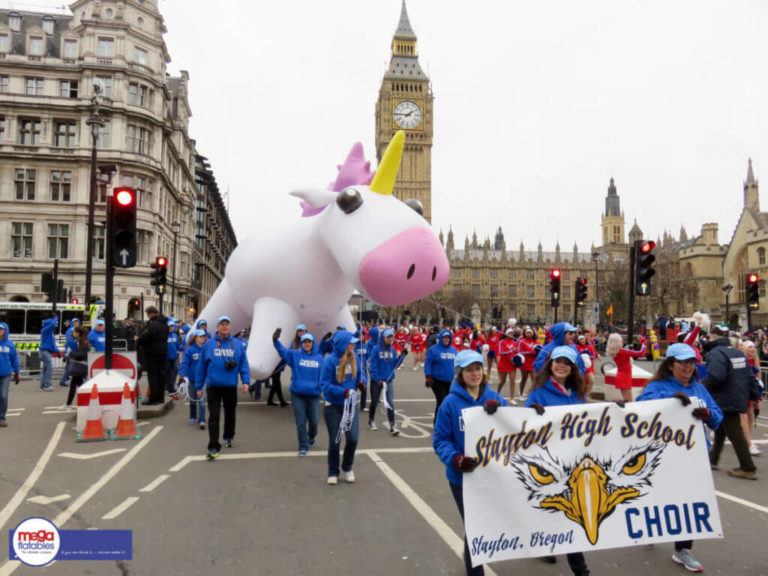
[
  {"xmin": 196, "ymin": 316, "xmax": 250, "ymax": 460},
  {"xmin": 636, "ymin": 343, "xmax": 723, "ymax": 573},
  {"xmin": 180, "ymin": 329, "xmax": 207, "ymax": 429},
  {"xmin": 274, "ymin": 329, "xmax": 323, "ymax": 455},
  {"xmin": 320, "ymin": 330, "xmax": 364, "ymax": 485},
  {"xmin": 39, "ymin": 314, "xmax": 59, "ymax": 391},
  {"xmin": 524, "ymin": 346, "xmax": 590, "ymax": 576},
  {"xmin": 88, "ymin": 319, "xmax": 106, "ymax": 352},
  {"xmin": 433, "ymin": 350, "xmax": 507, "ymax": 576},
  {"xmin": 354, "ymin": 331, "xmax": 369, "ymax": 413},
  {"xmin": 368, "ymin": 328, "xmax": 407, "ymax": 435},
  {"xmin": 0, "ymin": 322, "xmax": 20, "ymax": 426},
  {"xmin": 425, "ymin": 329, "xmax": 458, "ymax": 423},
  {"xmin": 533, "ymin": 322, "xmax": 585, "ymax": 374},
  {"xmin": 58, "ymin": 318, "xmax": 81, "ymax": 388},
  {"xmin": 166, "ymin": 320, "xmax": 181, "ymax": 396}
]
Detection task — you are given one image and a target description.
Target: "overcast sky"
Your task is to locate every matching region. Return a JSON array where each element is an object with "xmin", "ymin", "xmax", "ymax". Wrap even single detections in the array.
[{"xmin": 19, "ymin": 0, "xmax": 768, "ymax": 251}]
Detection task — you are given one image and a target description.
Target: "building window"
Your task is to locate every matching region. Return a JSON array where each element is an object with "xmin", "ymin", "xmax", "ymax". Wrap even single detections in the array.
[
  {"xmin": 126, "ymin": 125, "xmax": 151, "ymax": 155},
  {"xmin": 453, "ymin": 269, "xmax": 461, "ymax": 280},
  {"xmin": 97, "ymin": 37, "xmax": 114, "ymax": 58},
  {"xmin": 527, "ymin": 304, "xmax": 535, "ymax": 319},
  {"xmin": 25, "ymin": 77, "xmax": 44, "ymax": 95},
  {"xmin": 11, "ymin": 222, "xmax": 33, "ymax": 259},
  {"xmin": 0, "ymin": 34, "xmax": 9, "ymax": 53},
  {"xmin": 137, "ymin": 230, "xmax": 150, "ymax": 263},
  {"xmin": 105, "ymin": 7, "xmax": 114, "ymax": 17},
  {"xmin": 490, "ymin": 270, "xmax": 498, "ymax": 280},
  {"xmin": 97, "ymin": 120, "xmax": 111, "ymax": 149},
  {"xmin": 564, "ymin": 285, "xmax": 571, "ymax": 299},
  {"xmin": 140, "ymin": 85, "xmax": 151, "ymax": 107},
  {"xmin": 42, "ymin": 17, "xmax": 54, "ymax": 34},
  {"xmin": 128, "ymin": 83, "xmax": 138, "ymax": 105},
  {"xmin": 9, "ymin": 14, "xmax": 21, "ymax": 32},
  {"xmin": 472, "ymin": 285, "xmax": 479, "ymax": 297},
  {"xmin": 527, "ymin": 271, "xmax": 535, "ymax": 281},
  {"xmin": 759, "ymin": 247, "xmax": 766, "ymax": 266},
  {"xmin": 527, "ymin": 285, "xmax": 535, "ymax": 299},
  {"xmin": 125, "ymin": 175, "xmax": 151, "ymax": 208},
  {"xmin": 19, "ymin": 119, "xmax": 41, "ymax": 145},
  {"xmin": 472, "ymin": 269, "xmax": 480, "ymax": 280},
  {"xmin": 490, "ymin": 285, "xmax": 498, "ymax": 298},
  {"xmin": 59, "ymin": 79, "xmax": 78, "ymax": 98},
  {"xmin": 0, "ymin": 75, "xmax": 9, "ymax": 93},
  {"xmin": 508, "ymin": 285, "xmax": 517, "ymax": 298},
  {"xmin": 0, "ymin": 116, "xmax": 4, "ymax": 142},
  {"xmin": 15, "ymin": 169, "xmax": 36, "ymax": 200},
  {"xmin": 93, "ymin": 226, "xmax": 105, "ymax": 259},
  {"xmin": 50, "ymin": 171, "xmax": 72, "ymax": 202},
  {"xmin": 63, "ymin": 39, "xmax": 77, "ymax": 59},
  {"xmin": 28, "ymin": 36, "xmax": 44, "ymax": 56},
  {"xmin": 134, "ymin": 46, "xmax": 148, "ymax": 66},
  {"xmin": 54, "ymin": 120, "xmax": 77, "ymax": 147},
  {"xmin": 95, "ymin": 76, "xmax": 112, "ymax": 98},
  {"xmin": 47, "ymin": 224, "xmax": 69, "ymax": 259}
]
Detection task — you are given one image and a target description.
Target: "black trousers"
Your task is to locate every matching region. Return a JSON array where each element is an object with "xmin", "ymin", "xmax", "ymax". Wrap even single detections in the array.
[
  {"xmin": 431, "ymin": 378, "xmax": 451, "ymax": 423},
  {"xmin": 710, "ymin": 412, "xmax": 756, "ymax": 472},
  {"xmin": 207, "ymin": 386, "xmax": 238, "ymax": 451},
  {"xmin": 66, "ymin": 374, "xmax": 85, "ymax": 407},
  {"xmin": 146, "ymin": 358, "xmax": 166, "ymax": 403},
  {"xmin": 267, "ymin": 371, "xmax": 286, "ymax": 405}
]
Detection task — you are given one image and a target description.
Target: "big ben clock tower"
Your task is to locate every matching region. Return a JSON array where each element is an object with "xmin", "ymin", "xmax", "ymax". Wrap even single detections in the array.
[{"xmin": 376, "ymin": 1, "xmax": 434, "ymax": 223}]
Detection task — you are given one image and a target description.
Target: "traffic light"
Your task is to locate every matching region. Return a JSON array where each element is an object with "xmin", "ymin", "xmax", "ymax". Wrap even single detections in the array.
[
  {"xmin": 550, "ymin": 268, "xmax": 561, "ymax": 307},
  {"xmin": 71, "ymin": 298, "xmax": 80, "ymax": 305},
  {"xmin": 635, "ymin": 240, "xmax": 656, "ymax": 296},
  {"xmin": 41, "ymin": 272, "xmax": 54, "ymax": 302},
  {"xmin": 151, "ymin": 256, "xmax": 168, "ymax": 291},
  {"xmin": 575, "ymin": 277, "xmax": 588, "ymax": 306},
  {"xmin": 747, "ymin": 273, "xmax": 760, "ymax": 310},
  {"xmin": 110, "ymin": 187, "xmax": 137, "ymax": 268}
]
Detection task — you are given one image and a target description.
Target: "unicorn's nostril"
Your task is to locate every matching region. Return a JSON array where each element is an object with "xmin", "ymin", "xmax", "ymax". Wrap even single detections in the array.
[
  {"xmin": 407, "ymin": 263, "xmax": 416, "ymax": 280},
  {"xmin": 432, "ymin": 266, "xmax": 437, "ymax": 281}
]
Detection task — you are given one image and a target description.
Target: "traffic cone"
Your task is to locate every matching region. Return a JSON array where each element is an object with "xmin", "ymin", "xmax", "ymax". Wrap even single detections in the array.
[
  {"xmin": 112, "ymin": 382, "xmax": 140, "ymax": 440},
  {"xmin": 77, "ymin": 384, "xmax": 106, "ymax": 442}
]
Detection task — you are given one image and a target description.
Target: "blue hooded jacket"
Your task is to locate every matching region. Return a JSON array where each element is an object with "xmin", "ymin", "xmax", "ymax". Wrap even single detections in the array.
[
  {"xmin": 369, "ymin": 340, "xmax": 406, "ymax": 383},
  {"xmin": 0, "ymin": 322, "xmax": 20, "ymax": 376},
  {"xmin": 320, "ymin": 331, "xmax": 357, "ymax": 406},
  {"xmin": 40, "ymin": 317, "xmax": 59, "ymax": 353},
  {"xmin": 366, "ymin": 326, "xmax": 380, "ymax": 358},
  {"xmin": 179, "ymin": 341, "xmax": 204, "ymax": 385},
  {"xmin": 275, "ymin": 339, "xmax": 322, "ymax": 396},
  {"xmin": 88, "ymin": 327, "xmax": 106, "ymax": 352},
  {"xmin": 525, "ymin": 380, "xmax": 587, "ymax": 408},
  {"xmin": 637, "ymin": 377, "xmax": 723, "ymax": 434},
  {"xmin": 196, "ymin": 333, "xmax": 251, "ymax": 388},
  {"xmin": 167, "ymin": 327, "xmax": 180, "ymax": 360},
  {"xmin": 424, "ymin": 330, "xmax": 458, "ymax": 382},
  {"xmin": 433, "ymin": 381, "xmax": 507, "ymax": 485},
  {"xmin": 64, "ymin": 320, "xmax": 80, "ymax": 354},
  {"xmin": 354, "ymin": 338, "xmax": 369, "ymax": 384},
  {"xmin": 533, "ymin": 323, "xmax": 585, "ymax": 374}
]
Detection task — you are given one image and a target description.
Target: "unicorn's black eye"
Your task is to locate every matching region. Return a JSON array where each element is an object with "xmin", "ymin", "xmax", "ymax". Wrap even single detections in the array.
[
  {"xmin": 337, "ymin": 188, "xmax": 363, "ymax": 214},
  {"xmin": 405, "ymin": 198, "xmax": 423, "ymax": 216}
]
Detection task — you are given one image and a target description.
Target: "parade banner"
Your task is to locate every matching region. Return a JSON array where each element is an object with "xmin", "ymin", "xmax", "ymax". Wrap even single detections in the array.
[{"xmin": 462, "ymin": 399, "xmax": 722, "ymax": 567}]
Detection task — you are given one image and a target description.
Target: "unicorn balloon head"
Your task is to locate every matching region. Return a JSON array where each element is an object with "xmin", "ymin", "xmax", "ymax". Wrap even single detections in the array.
[{"xmin": 291, "ymin": 131, "xmax": 449, "ymax": 306}]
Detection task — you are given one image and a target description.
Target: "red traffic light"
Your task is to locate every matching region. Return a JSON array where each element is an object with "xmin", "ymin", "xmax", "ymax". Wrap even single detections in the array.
[
  {"xmin": 114, "ymin": 188, "xmax": 135, "ymax": 207},
  {"xmin": 71, "ymin": 298, "xmax": 80, "ymax": 304},
  {"xmin": 579, "ymin": 277, "xmax": 588, "ymax": 285},
  {"xmin": 640, "ymin": 241, "xmax": 656, "ymax": 253},
  {"xmin": 156, "ymin": 256, "xmax": 168, "ymax": 267},
  {"xmin": 551, "ymin": 269, "xmax": 561, "ymax": 278},
  {"xmin": 748, "ymin": 273, "xmax": 759, "ymax": 284}
]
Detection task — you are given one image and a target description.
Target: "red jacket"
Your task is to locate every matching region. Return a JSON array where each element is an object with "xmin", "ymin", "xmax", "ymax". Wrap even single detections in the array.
[
  {"xmin": 497, "ymin": 338, "xmax": 517, "ymax": 372},
  {"xmin": 518, "ymin": 337, "xmax": 538, "ymax": 372}
]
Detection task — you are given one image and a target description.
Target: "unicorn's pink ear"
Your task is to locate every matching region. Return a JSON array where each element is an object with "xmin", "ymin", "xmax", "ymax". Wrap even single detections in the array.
[{"xmin": 290, "ymin": 188, "xmax": 337, "ymax": 208}]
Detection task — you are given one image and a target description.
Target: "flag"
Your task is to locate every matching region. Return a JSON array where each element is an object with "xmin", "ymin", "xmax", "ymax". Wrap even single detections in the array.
[{"xmin": 607, "ymin": 304, "xmax": 614, "ymax": 316}]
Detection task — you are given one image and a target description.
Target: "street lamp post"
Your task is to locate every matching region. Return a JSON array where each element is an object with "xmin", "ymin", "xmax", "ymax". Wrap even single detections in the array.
[
  {"xmin": 592, "ymin": 251, "xmax": 600, "ymax": 325},
  {"xmin": 170, "ymin": 221, "xmax": 180, "ymax": 319},
  {"xmin": 723, "ymin": 283, "xmax": 733, "ymax": 329},
  {"xmin": 84, "ymin": 85, "xmax": 104, "ymax": 311}
]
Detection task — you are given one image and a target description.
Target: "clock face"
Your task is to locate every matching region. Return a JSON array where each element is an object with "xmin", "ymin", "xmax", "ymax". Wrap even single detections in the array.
[{"xmin": 394, "ymin": 100, "xmax": 422, "ymax": 129}]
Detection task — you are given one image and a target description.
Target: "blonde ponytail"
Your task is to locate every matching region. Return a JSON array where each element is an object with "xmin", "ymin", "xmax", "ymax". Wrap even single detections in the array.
[{"xmin": 336, "ymin": 349, "xmax": 357, "ymax": 383}]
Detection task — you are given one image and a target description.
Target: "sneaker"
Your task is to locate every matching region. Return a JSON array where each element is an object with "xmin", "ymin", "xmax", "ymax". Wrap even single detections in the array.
[
  {"xmin": 390, "ymin": 423, "xmax": 400, "ymax": 436},
  {"xmin": 341, "ymin": 469, "xmax": 355, "ymax": 483},
  {"xmin": 327, "ymin": 476, "xmax": 338, "ymax": 485},
  {"xmin": 749, "ymin": 444, "xmax": 761, "ymax": 456},
  {"xmin": 0, "ymin": 421, "xmax": 8, "ymax": 428},
  {"xmin": 539, "ymin": 556, "xmax": 557, "ymax": 564},
  {"xmin": 41, "ymin": 387, "xmax": 53, "ymax": 392},
  {"xmin": 368, "ymin": 421, "xmax": 378, "ymax": 431},
  {"xmin": 198, "ymin": 423, "xmax": 206, "ymax": 430},
  {"xmin": 672, "ymin": 549, "xmax": 703, "ymax": 572},
  {"xmin": 727, "ymin": 468, "xmax": 758, "ymax": 480},
  {"xmin": 57, "ymin": 404, "xmax": 70, "ymax": 411},
  {"xmin": 309, "ymin": 437, "xmax": 316, "ymax": 447},
  {"xmin": 225, "ymin": 439, "xmax": 234, "ymax": 449},
  {"xmin": 189, "ymin": 419, "xmax": 197, "ymax": 425},
  {"xmin": 298, "ymin": 449, "xmax": 307, "ymax": 457},
  {"xmin": 206, "ymin": 449, "xmax": 219, "ymax": 460},
  {"xmin": 413, "ymin": 366, "xmax": 418, "ymax": 371},
  {"xmin": 362, "ymin": 406, "xmax": 369, "ymax": 412}
]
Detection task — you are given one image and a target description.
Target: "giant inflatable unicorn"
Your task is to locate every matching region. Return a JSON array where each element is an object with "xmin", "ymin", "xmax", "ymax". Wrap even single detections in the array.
[{"xmin": 195, "ymin": 131, "xmax": 450, "ymax": 379}]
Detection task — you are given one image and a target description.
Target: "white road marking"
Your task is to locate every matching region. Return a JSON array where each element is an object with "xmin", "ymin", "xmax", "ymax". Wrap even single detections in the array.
[
  {"xmin": 367, "ymin": 451, "xmax": 499, "ymax": 576},
  {"xmin": 0, "ymin": 421, "xmax": 65, "ymax": 532},
  {"xmin": 139, "ymin": 474, "xmax": 170, "ymax": 493},
  {"xmin": 5, "ymin": 414, "xmax": 21, "ymax": 417},
  {"xmin": 27, "ymin": 494, "xmax": 71, "ymax": 505},
  {"xmin": 42, "ymin": 411, "xmax": 74, "ymax": 415},
  {"xmin": 7, "ymin": 408, "xmax": 24, "ymax": 412},
  {"xmin": 716, "ymin": 491, "xmax": 768, "ymax": 515},
  {"xmin": 102, "ymin": 496, "xmax": 140, "ymax": 520},
  {"xmin": 59, "ymin": 448, "xmax": 127, "ymax": 460}
]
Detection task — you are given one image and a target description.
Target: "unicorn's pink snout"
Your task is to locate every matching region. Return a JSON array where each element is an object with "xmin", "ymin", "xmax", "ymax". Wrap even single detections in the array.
[{"xmin": 359, "ymin": 227, "xmax": 450, "ymax": 306}]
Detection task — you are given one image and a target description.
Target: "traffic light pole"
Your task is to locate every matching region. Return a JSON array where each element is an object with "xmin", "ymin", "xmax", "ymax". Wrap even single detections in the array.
[
  {"xmin": 105, "ymin": 193, "xmax": 114, "ymax": 370},
  {"xmin": 627, "ymin": 241, "xmax": 638, "ymax": 345},
  {"xmin": 52, "ymin": 259, "xmax": 59, "ymax": 313},
  {"xmin": 747, "ymin": 298, "xmax": 752, "ymax": 333}
]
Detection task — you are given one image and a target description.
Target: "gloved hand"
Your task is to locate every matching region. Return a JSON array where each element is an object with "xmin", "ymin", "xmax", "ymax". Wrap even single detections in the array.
[
  {"xmin": 484, "ymin": 399, "xmax": 500, "ymax": 415},
  {"xmin": 692, "ymin": 407, "xmax": 711, "ymax": 420},
  {"xmin": 452, "ymin": 454, "xmax": 480, "ymax": 473},
  {"xmin": 425, "ymin": 375, "xmax": 433, "ymax": 388},
  {"xmin": 638, "ymin": 336, "xmax": 646, "ymax": 344},
  {"xmin": 197, "ymin": 390, "xmax": 203, "ymax": 399},
  {"xmin": 14, "ymin": 373, "xmax": 20, "ymax": 385},
  {"xmin": 530, "ymin": 403, "xmax": 545, "ymax": 416},
  {"xmin": 615, "ymin": 400, "xmax": 626, "ymax": 408},
  {"xmin": 356, "ymin": 381, "xmax": 365, "ymax": 394},
  {"xmin": 323, "ymin": 332, "xmax": 333, "ymax": 341},
  {"xmin": 272, "ymin": 328, "xmax": 281, "ymax": 343},
  {"xmin": 673, "ymin": 391, "xmax": 691, "ymax": 406},
  {"xmin": 401, "ymin": 347, "xmax": 409, "ymax": 357},
  {"xmin": 534, "ymin": 345, "xmax": 543, "ymax": 354}
]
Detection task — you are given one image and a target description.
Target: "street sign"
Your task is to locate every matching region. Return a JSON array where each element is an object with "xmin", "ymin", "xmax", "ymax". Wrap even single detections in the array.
[
  {"xmin": 155, "ymin": 284, "xmax": 166, "ymax": 295},
  {"xmin": 88, "ymin": 351, "xmax": 137, "ymax": 380},
  {"xmin": 114, "ymin": 247, "xmax": 136, "ymax": 268}
]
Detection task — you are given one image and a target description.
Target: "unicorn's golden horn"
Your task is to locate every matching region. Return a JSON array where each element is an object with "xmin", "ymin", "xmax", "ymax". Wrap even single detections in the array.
[{"xmin": 370, "ymin": 130, "xmax": 405, "ymax": 195}]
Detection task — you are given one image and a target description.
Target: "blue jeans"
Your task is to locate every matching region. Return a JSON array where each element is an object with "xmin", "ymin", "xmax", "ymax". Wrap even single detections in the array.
[
  {"xmin": 449, "ymin": 482, "xmax": 484, "ymax": 576},
  {"xmin": 323, "ymin": 403, "xmax": 359, "ymax": 477},
  {"xmin": 0, "ymin": 374, "xmax": 10, "ymax": 421},
  {"xmin": 40, "ymin": 350, "xmax": 53, "ymax": 389},
  {"xmin": 369, "ymin": 379, "xmax": 395, "ymax": 425},
  {"xmin": 291, "ymin": 393, "xmax": 319, "ymax": 451},
  {"xmin": 189, "ymin": 385, "xmax": 206, "ymax": 424}
]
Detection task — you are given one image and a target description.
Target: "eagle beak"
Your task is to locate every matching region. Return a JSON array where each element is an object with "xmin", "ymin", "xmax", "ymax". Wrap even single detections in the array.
[{"xmin": 569, "ymin": 457, "xmax": 607, "ymax": 545}]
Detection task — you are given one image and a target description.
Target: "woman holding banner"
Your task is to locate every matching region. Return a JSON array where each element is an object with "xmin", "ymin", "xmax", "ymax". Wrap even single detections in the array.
[
  {"xmin": 637, "ymin": 342, "xmax": 723, "ymax": 573},
  {"xmin": 433, "ymin": 350, "xmax": 507, "ymax": 576},
  {"xmin": 524, "ymin": 346, "xmax": 590, "ymax": 576}
]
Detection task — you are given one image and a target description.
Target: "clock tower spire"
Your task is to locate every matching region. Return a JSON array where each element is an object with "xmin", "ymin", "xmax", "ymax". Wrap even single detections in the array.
[{"xmin": 375, "ymin": 0, "xmax": 434, "ymax": 223}]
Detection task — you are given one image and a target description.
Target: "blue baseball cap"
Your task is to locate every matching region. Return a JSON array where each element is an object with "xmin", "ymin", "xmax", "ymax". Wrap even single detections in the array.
[
  {"xmin": 216, "ymin": 315, "xmax": 231, "ymax": 324},
  {"xmin": 666, "ymin": 343, "xmax": 698, "ymax": 361},
  {"xmin": 198, "ymin": 319, "xmax": 207, "ymax": 326},
  {"xmin": 94, "ymin": 319, "xmax": 105, "ymax": 326},
  {"xmin": 192, "ymin": 329, "xmax": 207, "ymax": 338},
  {"xmin": 383, "ymin": 328, "xmax": 395, "ymax": 338},
  {"xmin": 300, "ymin": 333, "xmax": 314, "ymax": 342},
  {"xmin": 72, "ymin": 318, "xmax": 81, "ymax": 325},
  {"xmin": 167, "ymin": 319, "xmax": 177, "ymax": 326},
  {"xmin": 296, "ymin": 323, "xmax": 307, "ymax": 331},
  {"xmin": 562, "ymin": 323, "xmax": 578, "ymax": 333},
  {"xmin": 454, "ymin": 350, "xmax": 484, "ymax": 369},
  {"xmin": 337, "ymin": 324, "xmax": 347, "ymax": 331},
  {"xmin": 550, "ymin": 346, "xmax": 578, "ymax": 364}
]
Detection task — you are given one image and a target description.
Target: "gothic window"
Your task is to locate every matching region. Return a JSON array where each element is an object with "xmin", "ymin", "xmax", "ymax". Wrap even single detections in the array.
[{"xmin": 759, "ymin": 247, "xmax": 766, "ymax": 266}]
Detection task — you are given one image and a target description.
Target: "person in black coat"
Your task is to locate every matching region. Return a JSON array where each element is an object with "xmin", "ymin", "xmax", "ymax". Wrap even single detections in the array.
[
  {"xmin": 137, "ymin": 306, "xmax": 168, "ymax": 405},
  {"xmin": 59, "ymin": 326, "xmax": 90, "ymax": 410},
  {"xmin": 704, "ymin": 326, "xmax": 760, "ymax": 479}
]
